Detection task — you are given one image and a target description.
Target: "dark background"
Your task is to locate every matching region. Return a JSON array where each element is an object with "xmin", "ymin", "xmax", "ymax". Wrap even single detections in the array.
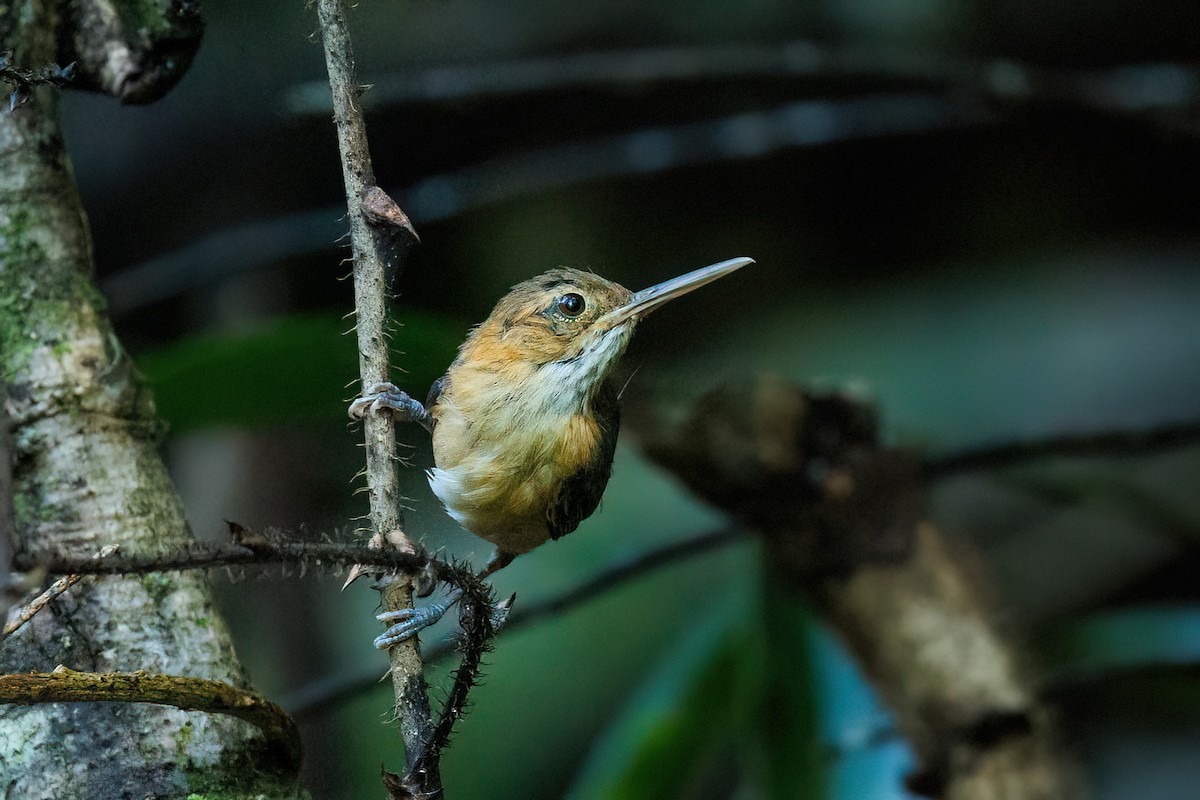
[{"xmin": 59, "ymin": 1, "xmax": 1200, "ymax": 797}]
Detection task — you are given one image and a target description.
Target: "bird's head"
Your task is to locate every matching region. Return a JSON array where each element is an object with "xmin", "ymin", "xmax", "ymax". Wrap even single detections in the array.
[{"xmin": 460, "ymin": 257, "xmax": 754, "ymax": 391}]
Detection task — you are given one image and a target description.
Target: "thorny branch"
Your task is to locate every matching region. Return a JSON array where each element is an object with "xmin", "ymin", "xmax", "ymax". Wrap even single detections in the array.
[
  {"xmin": 0, "ymin": 50, "xmax": 75, "ymax": 111},
  {"xmin": 283, "ymin": 526, "xmax": 746, "ymax": 719},
  {"xmin": 408, "ymin": 560, "xmax": 497, "ymax": 779},
  {"xmin": 315, "ymin": 0, "xmax": 495, "ymax": 794},
  {"xmin": 14, "ymin": 523, "xmax": 434, "ymax": 575}
]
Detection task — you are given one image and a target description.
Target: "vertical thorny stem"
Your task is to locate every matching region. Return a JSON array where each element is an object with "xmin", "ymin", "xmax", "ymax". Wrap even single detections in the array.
[{"xmin": 314, "ymin": 0, "xmax": 438, "ymax": 793}]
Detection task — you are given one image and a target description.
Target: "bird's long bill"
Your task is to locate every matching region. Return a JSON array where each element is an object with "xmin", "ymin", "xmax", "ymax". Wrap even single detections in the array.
[{"xmin": 597, "ymin": 257, "xmax": 755, "ymax": 329}]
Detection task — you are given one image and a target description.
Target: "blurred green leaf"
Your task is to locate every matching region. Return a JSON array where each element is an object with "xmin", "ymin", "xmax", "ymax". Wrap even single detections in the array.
[
  {"xmin": 565, "ymin": 608, "xmax": 751, "ymax": 800},
  {"xmin": 753, "ymin": 574, "xmax": 826, "ymax": 800},
  {"xmin": 136, "ymin": 310, "xmax": 462, "ymax": 433}
]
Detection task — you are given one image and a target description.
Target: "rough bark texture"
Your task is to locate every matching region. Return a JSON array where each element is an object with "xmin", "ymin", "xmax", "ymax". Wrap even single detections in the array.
[
  {"xmin": 0, "ymin": 2, "xmax": 298, "ymax": 797},
  {"xmin": 636, "ymin": 375, "xmax": 1084, "ymax": 800}
]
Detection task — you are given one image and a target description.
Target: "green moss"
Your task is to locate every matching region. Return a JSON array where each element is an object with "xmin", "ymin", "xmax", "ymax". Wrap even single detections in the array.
[
  {"xmin": 11, "ymin": 470, "xmax": 79, "ymax": 529},
  {"xmin": 0, "ymin": 205, "xmax": 98, "ymax": 384},
  {"xmin": 0, "ymin": 206, "xmax": 44, "ymax": 382},
  {"xmin": 183, "ymin": 733, "xmax": 307, "ymax": 799},
  {"xmin": 175, "ymin": 720, "xmax": 195, "ymax": 751},
  {"xmin": 140, "ymin": 573, "xmax": 175, "ymax": 606}
]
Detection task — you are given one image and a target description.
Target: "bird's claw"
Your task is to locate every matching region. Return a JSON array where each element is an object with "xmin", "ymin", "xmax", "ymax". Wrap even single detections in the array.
[
  {"xmin": 374, "ymin": 601, "xmax": 452, "ymax": 649},
  {"xmin": 349, "ymin": 382, "xmax": 433, "ymax": 432},
  {"xmin": 490, "ymin": 593, "xmax": 516, "ymax": 632},
  {"xmin": 349, "ymin": 382, "xmax": 405, "ymax": 418}
]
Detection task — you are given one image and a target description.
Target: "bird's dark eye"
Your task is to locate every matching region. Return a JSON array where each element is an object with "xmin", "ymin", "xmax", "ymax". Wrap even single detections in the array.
[{"xmin": 557, "ymin": 293, "xmax": 586, "ymax": 317}]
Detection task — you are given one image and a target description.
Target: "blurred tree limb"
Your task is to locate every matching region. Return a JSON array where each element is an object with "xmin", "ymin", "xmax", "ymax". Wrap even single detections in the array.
[
  {"xmin": 931, "ymin": 420, "xmax": 1200, "ymax": 476},
  {"xmin": 0, "ymin": 0, "xmax": 299, "ymax": 797},
  {"xmin": 282, "ymin": 41, "xmax": 1200, "ymax": 126},
  {"xmin": 635, "ymin": 375, "xmax": 1086, "ymax": 800},
  {"xmin": 101, "ymin": 91, "xmax": 986, "ymax": 315},
  {"xmin": 95, "ymin": 42, "xmax": 1200, "ymax": 315}
]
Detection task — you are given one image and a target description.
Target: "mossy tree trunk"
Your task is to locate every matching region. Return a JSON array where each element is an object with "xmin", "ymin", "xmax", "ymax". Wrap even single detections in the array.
[{"xmin": 0, "ymin": 2, "xmax": 300, "ymax": 797}]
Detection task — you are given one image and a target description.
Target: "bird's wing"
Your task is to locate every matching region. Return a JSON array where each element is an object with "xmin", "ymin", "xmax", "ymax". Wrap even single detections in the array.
[{"xmin": 546, "ymin": 392, "xmax": 620, "ymax": 541}]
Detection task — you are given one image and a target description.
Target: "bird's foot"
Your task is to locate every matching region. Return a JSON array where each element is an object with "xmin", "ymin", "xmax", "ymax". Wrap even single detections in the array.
[
  {"xmin": 373, "ymin": 591, "xmax": 517, "ymax": 648},
  {"xmin": 349, "ymin": 382, "xmax": 432, "ymax": 431},
  {"xmin": 374, "ymin": 598, "xmax": 455, "ymax": 649}
]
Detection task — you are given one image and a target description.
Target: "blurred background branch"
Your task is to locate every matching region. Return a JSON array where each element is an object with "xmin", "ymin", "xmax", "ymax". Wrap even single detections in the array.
[
  {"xmin": 99, "ymin": 92, "xmax": 987, "ymax": 316},
  {"xmin": 636, "ymin": 375, "xmax": 1084, "ymax": 799},
  {"xmin": 98, "ymin": 42, "xmax": 1200, "ymax": 317}
]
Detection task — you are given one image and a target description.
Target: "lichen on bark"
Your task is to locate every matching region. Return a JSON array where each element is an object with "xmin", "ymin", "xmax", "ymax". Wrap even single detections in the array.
[{"xmin": 0, "ymin": 2, "xmax": 298, "ymax": 797}]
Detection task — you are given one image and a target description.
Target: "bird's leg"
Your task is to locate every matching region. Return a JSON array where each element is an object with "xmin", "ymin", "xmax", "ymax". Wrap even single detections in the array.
[
  {"xmin": 373, "ymin": 550, "xmax": 518, "ymax": 649},
  {"xmin": 349, "ymin": 382, "xmax": 433, "ymax": 433},
  {"xmin": 478, "ymin": 549, "xmax": 516, "ymax": 579}
]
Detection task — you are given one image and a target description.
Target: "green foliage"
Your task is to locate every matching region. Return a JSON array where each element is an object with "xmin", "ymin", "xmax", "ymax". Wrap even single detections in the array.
[
  {"xmin": 565, "ymin": 614, "xmax": 750, "ymax": 800},
  {"xmin": 135, "ymin": 311, "xmax": 462, "ymax": 433},
  {"xmin": 565, "ymin": 575, "xmax": 827, "ymax": 800},
  {"xmin": 753, "ymin": 576, "xmax": 826, "ymax": 800}
]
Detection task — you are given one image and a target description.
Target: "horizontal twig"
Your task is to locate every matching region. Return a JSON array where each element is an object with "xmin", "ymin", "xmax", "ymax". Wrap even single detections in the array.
[
  {"xmin": 14, "ymin": 535, "xmax": 430, "ymax": 577},
  {"xmin": 284, "ymin": 526, "xmax": 745, "ymax": 719},
  {"xmin": 929, "ymin": 419, "xmax": 1200, "ymax": 477},
  {"xmin": 0, "ymin": 666, "xmax": 300, "ymax": 768}
]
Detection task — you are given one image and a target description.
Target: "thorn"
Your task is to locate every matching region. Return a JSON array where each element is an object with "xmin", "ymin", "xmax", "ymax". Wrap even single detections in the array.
[
  {"xmin": 226, "ymin": 520, "xmax": 271, "ymax": 550},
  {"xmin": 341, "ymin": 563, "xmax": 369, "ymax": 591},
  {"xmin": 362, "ymin": 185, "xmax": 420, "ymax": 242}
]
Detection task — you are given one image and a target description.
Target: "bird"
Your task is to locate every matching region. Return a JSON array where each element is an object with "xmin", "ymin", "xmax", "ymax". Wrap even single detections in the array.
[{"xmin": 351, "ymin": 256, "xmax": 753, "ymax": 646}]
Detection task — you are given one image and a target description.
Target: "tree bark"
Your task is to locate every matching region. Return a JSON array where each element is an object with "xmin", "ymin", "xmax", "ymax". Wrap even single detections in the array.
[{"xmin": 0, "ymin": 2, "xmax": 299, "ymax": 797}]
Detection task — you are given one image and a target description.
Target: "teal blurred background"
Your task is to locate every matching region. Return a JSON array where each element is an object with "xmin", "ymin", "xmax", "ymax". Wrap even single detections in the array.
[{"xmin": 61, "ymin": 0, "xmax": 1200, "ymax": 797}]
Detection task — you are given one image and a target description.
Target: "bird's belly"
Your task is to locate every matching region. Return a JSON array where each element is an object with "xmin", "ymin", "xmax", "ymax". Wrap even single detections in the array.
[
  {"xmin": 428, "ymin": 381, "xmax": 605, "ymax": 553},
  {"xmin": 427, "ymin": 453, "xmax": 560, "ymax": 554}
]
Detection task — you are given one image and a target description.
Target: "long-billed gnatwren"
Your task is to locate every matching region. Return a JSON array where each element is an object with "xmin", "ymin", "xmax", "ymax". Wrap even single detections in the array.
[{"xmin": 351, "ymin": 256, "xmax": 753, "ymax": 646}]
